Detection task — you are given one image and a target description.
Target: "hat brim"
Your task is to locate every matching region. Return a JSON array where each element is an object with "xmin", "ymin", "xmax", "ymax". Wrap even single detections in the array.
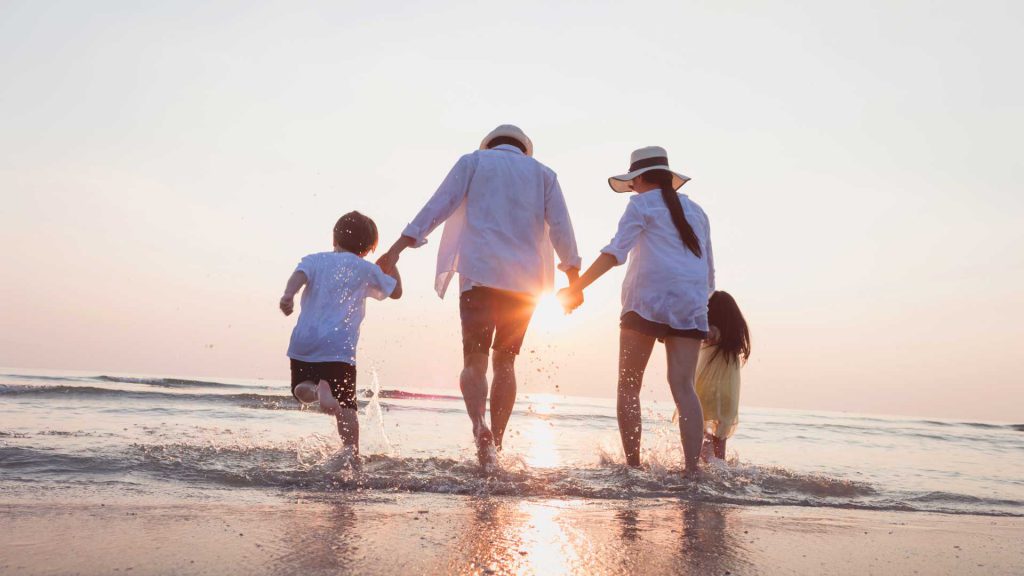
[{"xmin": 608, "ymin": 166, "xmax": 690, "ymax": 193}]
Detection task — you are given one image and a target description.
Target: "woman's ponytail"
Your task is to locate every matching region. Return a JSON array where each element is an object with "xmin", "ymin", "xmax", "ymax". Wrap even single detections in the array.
[{"xmin": 645, "ymin": 170, "xmax": 702, "ymax": 257}]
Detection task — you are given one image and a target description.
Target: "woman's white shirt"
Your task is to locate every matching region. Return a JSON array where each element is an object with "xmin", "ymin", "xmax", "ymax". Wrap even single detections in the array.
[{"xmin": 601, "ymin": 190, "xmax": 715, "ymax": 331}]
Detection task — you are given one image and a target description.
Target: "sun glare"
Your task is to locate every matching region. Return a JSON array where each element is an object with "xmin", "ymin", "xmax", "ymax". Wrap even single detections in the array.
[{"xmin": 530, "ymin": 294, "xmax": 571, "ymax": 333}]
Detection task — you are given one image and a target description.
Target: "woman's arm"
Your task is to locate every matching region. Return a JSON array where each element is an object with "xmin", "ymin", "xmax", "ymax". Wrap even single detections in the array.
[
  {"xmin": 574, "ymin": 252, "xmax": 617, "ymax": 291},
  {"xmin": 556, "ymin": 252, "xmax": 616, "ymax": 312},
  {"xmin": 279, "ymin": 270, "xmax": 307, "ymax": 315}
]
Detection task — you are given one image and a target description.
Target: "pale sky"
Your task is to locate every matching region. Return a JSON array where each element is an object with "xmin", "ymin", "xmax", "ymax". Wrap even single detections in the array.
[{"xmin": 1, "ymin": 1, "xmax": 1021, "ymax": 422}]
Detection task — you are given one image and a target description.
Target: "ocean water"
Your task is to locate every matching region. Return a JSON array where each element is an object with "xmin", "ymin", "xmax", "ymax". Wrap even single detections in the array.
[{"xmin": 1, "ymin": 368, "xmax": 1021, "ymax": 517}]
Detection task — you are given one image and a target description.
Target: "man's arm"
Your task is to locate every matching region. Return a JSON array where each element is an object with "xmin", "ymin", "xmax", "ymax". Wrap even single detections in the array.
[
  {"xmin": 543, "ymin": 174, "xmax": 583, "ymax": 280},
  {"xmin": 279, "ymin": 270, "xmax": 307, "ymax": 315},
  {"xmin": 377, "ymin": 154, "xmax": 476, "ymax": 274}
]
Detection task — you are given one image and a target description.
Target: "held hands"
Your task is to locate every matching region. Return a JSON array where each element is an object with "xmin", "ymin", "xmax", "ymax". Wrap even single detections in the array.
[
  {"xmin": 279, "ymin": 295, "xmax": 295, "ymax": 316},
  {"xmin": 375, "ymin": 249, "xmax": 400, "ymax": 275},
  {"xmin": 556, "ymin": 287, "xmax": 584, "ymax": 315}
]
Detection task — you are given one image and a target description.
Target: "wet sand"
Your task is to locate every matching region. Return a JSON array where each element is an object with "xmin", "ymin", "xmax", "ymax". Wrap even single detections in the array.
[{"xmin": 2, "ymin": 494, "xmax": 1021, "ymax": 575}]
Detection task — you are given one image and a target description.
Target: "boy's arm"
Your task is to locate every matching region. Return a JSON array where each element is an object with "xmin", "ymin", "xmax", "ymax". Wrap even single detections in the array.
[
  {"xmin": 386, "ymin": 265, "xmax": 403, "ymax": 299},
  {"xmin": 279, "ymin": 271, "xmax": 307, "ymax": 316}
]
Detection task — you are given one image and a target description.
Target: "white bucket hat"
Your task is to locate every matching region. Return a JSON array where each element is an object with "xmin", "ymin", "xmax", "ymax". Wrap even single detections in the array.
[
  {"xmin": 480, "ymin": 124, "xmax": 534, "ymax": 157},
  {"xmin": 608, "ymin": 146, "xmax": 690, "ymax": 193}
]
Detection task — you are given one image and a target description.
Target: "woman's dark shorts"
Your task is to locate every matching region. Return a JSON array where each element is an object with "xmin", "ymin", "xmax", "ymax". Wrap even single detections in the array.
[
  {"xmin": 620, "ymin": 311, "xmax": 708, "ymax": 342},
  {"xmin": 460, "ymin": 287, "xmax": 538, "ymax": 356},
  {"xmin": 289, "ymin": 359, "xmax": 358, "ymax": 410}
]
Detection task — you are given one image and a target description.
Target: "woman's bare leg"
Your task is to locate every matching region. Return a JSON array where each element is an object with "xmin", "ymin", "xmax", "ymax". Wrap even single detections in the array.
[
  {"xmin": 665, "ymin": 337, "xmax": 704, "ymax": 476},
  {"xmin": 617, "ymin": 328, "xmax": 656, "ymax": 467}
]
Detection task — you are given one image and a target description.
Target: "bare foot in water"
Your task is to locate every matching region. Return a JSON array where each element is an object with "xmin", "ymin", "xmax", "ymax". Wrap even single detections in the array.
[
  {"xmin": 317, "ymin": 381, "xmax": 343, "ymax": 416},
  {"xmin": 682, "ymin": 467, "xmax": 703, "ymax": 481},
  {"xmin": 474, "ymin": 427, "xmax": 498, "ymax": 471},
  {"xmin": 325, "ymin": 445, "xmax": 361, "ymax": 475}
]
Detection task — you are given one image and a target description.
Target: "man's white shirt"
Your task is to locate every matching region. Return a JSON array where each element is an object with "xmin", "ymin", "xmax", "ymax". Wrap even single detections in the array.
[{"xmin": 402, "ymin": 144, "xmax": 582, "ymax": 297}]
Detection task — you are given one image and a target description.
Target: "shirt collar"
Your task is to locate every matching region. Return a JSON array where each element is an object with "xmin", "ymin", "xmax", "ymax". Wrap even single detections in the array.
[{"xmin": 491, "ymin": 143, "xmax": 525, "ymax": 155}]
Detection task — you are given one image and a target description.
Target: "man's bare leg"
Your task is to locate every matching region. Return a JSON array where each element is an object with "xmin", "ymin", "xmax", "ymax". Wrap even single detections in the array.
[
  {"xmin": 461, "ymin": 352, "xmax": 495, "ymax": 466},
  {"xmin": 617, "ymin": 329, "xmax": 656, "ymax": 468},
  {"xmin": 490, "ymin": 350, "xmax": 517, "ymax": 450}
]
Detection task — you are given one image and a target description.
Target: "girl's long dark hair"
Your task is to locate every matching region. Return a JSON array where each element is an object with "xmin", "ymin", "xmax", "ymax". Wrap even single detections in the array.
[
  {"xmin": 707, "ymin": 291, "xmax": 751, "ymax": 365},
  {"xmin": 640, "ymin": 169, "xmax": 701, "ymax": 257}
]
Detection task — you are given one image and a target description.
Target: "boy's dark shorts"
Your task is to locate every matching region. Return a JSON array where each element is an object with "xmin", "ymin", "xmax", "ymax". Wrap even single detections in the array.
[
  {"xmin": 289, "ymin": 359, "xmax": 357, "ymax": 410},
  {"xmin": 620, "ymin": 311, "xmax": 708, "ymax": 343},
  {"xmin": 460, "ymin": 287, "xmax": 538, "ymax": 356}
]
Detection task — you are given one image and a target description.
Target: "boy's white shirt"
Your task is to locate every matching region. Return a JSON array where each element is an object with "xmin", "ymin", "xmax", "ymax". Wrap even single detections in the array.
[
  {"xmin": 286, "ymin": 252, "xmax": 396, "ymax": 365},
  {"xmin": 601, "ymin": 191, "xmax": 716, "ymax": 332},
  {"xmin": 402, "ymin": 144, "xmax": 582, "ymax": 298}
]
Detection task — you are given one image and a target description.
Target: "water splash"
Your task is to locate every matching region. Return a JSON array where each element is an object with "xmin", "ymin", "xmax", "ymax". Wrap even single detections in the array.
[{"xmin": 361, "ymin": 370, "xmax": 392, "ymax": 455}]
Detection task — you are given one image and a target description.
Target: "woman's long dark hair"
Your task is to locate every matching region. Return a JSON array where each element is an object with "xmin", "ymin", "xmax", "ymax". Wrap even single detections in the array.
[
  {"xmin": 707, "ymin": 291, "xmax": 751, "ymax": 365},
  {"xmin": 640, "ymin": 169, "xmax": 701, "ymax": 257}
]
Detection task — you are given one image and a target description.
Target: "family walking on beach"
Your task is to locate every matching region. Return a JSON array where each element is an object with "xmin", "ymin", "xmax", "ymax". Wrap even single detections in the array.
[{"xmin": 280, "ymin": 124, "xmax": 750, "ymax": 477}]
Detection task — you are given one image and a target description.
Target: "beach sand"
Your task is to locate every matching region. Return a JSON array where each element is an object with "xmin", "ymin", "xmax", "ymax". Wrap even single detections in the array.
[{"xmin": 2, "ymin": 494, "xmax": 1021, "ymax": 575}]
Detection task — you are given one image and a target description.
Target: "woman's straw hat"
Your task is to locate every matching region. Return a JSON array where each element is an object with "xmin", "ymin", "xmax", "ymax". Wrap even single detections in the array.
[
  {"xmin": 608, "ymin": 146, "xmax": 690, "ymax": 193},
  {"xmin": 480, "ymin": 124, "xmax": 534, "ymax": 157}
]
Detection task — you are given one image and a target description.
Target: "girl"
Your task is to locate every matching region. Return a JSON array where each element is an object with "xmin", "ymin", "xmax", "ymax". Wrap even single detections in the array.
[
  {"xmin": 559, "ymin": 146, "xmax": 714, "ymax": 477},
  {"xmin": 696, "ymin": 291, "xmax": 751, "ymax": 460}
]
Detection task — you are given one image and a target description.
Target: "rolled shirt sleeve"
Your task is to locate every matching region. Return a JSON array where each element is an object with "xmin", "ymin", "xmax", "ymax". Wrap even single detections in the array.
[
  {"xmin": 543, "ymin": 173, "xmax": 582, "ymax": 271},
  {"xmin": 600, "ymin": 199, "xmax": 645, "ymax": 265},
  {"xmin": 401, "ymin": 154, "xmax": 477, "ymax": 247}
]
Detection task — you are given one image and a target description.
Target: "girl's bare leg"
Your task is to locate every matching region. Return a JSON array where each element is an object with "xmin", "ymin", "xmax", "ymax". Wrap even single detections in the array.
[
  {"xmin": 665, "ymin": 337, "xmax": 704, "ymax": 476},
  {"xmin": 617, "ymin": 328, "xmax": 656, "ymax": 468},
  {"xmin": 713, "ymin": 436, "xmax": 727, "ymax": 460}
]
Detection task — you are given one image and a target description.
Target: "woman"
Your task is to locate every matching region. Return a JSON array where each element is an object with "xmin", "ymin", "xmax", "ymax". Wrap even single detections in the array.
[{"xmin": 558, "ymin": 146, "xmax": 714, "ymax": 476}]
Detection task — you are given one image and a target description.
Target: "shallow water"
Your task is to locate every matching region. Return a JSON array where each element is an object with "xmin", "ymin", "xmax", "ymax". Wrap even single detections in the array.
[{"xmin": 1, "ymin": 368, "xmax": 1022, "ymax": 517}]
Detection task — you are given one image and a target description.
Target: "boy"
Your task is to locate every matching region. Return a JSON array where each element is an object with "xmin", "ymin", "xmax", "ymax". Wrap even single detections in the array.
[{"xmin": 280, "ymin": 211, "xmax": 401, "ymax": 464}]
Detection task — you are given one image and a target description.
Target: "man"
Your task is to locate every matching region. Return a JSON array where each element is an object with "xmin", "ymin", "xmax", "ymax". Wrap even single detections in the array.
[{"xmin": 377, "ymin": 124, "xmax": 581, "ymax": 467}]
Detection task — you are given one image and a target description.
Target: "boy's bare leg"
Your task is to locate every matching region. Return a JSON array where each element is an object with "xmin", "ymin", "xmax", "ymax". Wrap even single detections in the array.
[
  {"xmin": 336, "ymin": 408, "xmax": 359, "ymax": 455},
  {"xmin": 317, "ymin": 380, "xmax": 343, "ymax": 416},
  {"xmin": 461, "ymin": 352, "xmax": 495, "ymax": 465},
  {"xmin": 665, "ymin": 337, "xmax": 704, "ymax": 478},
  {"xmin": 617, "ymin": 329, "xmax": 656, "ymax": 468},
  {"xmin": 294, "ymin": 380, "xmax": 318, "ymax": 404},
  {"xmin": 489, "ymin": 350, "xmax": 517, "ymax": 450}
]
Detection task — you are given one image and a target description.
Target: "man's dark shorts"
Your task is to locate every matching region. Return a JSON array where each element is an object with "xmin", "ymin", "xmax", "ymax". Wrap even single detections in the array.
[
  {"xmin": 289, "ymin": 359, "xmax": 358, "ymax": 410},
  {"xmin": 460, "ymin": 287, "xmax": 538, "ymax": 356},
  {"xmin": 620, "ymin": 311, "xmax": 708, "ymax": 343}
]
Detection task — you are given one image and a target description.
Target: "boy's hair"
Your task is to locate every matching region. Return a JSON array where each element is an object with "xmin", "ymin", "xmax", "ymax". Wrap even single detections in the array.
[
  {"xmin": 707, "ymin": 291, "xmax": 751, "ymax": 365},
  {"xmin": 333, "ymin": 211, "xmax": 379, "ymax": 255},
  {"xmin": 486, "ymin": 136, "xmax": 528, "ymax": 154}
]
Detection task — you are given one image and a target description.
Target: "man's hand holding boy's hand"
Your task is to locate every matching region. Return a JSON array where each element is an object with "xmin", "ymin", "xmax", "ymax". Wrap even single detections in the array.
[
  {"xmin": 279, "ymin": 295, "xmax": 295, "ymax": 316},
  {"xmin": 375, "ymin": 250, "xmax": 399, "ymax": 275}
]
